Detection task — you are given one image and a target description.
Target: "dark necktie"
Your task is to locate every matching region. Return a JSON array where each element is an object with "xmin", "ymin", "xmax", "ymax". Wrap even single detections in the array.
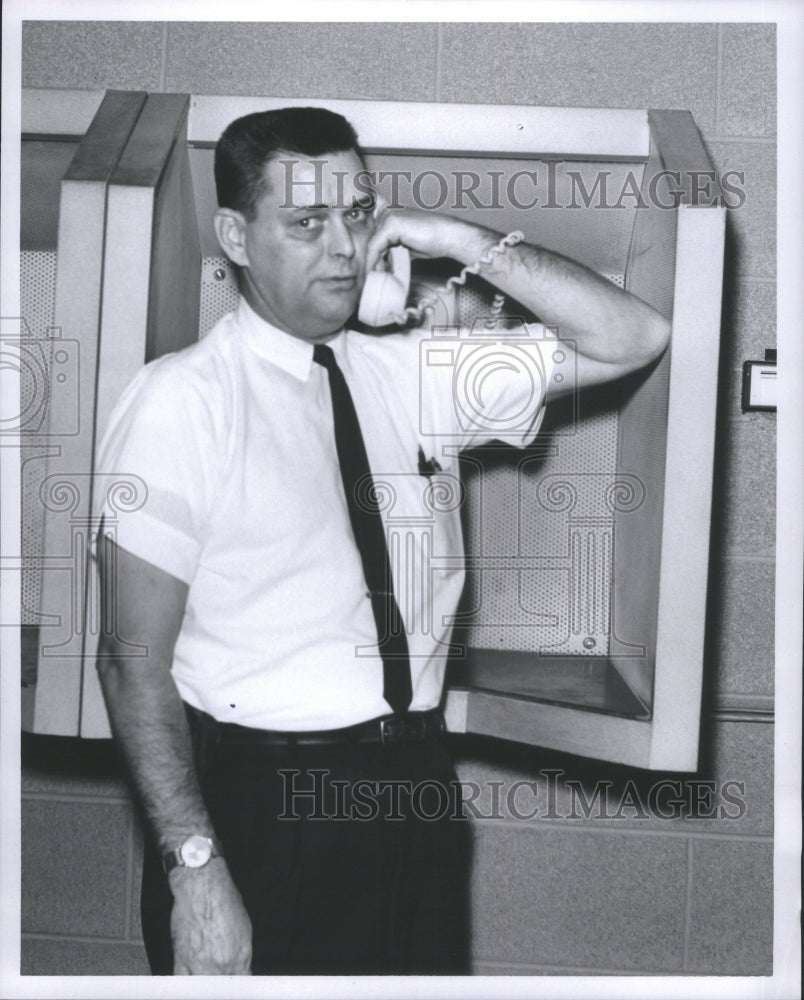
[{"xmin": 313, "ymin": 342, "xmax": 413, "ymax": 715}]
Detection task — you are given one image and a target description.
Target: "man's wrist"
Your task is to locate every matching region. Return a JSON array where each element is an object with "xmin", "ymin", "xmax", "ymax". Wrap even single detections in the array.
[
  {"xmin": 162, "ymin": 834, "xmax": 224, "ymax": 873},
  {"xmin": 167, "ymin": 853, "xmax": 231, "ymax": 899},
  {"xmin": 441, "ymin": 219, "xmax": 499, "ymax": 267}
]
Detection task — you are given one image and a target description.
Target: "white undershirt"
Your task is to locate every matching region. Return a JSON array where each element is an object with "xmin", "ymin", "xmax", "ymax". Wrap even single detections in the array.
[{"xmin": 95, "ymin": 298, "xmax": 553, "ymax": 729}]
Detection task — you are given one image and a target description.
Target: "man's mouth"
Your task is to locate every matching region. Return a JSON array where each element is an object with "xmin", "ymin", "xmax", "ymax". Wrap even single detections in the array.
[{"xmin": 320, "ymin": 275, "xmax": 358, "ymax": 290}]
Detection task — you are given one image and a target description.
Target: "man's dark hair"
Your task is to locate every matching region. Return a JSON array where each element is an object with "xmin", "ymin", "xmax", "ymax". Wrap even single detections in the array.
[{"xmin": 215, "ymin": 107, "xmax": 363, "ymax": 220}]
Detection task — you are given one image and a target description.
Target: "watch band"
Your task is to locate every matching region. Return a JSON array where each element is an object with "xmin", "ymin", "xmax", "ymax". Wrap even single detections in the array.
[{"xmin": 162, "ymin": 835, "xmax": 224, "ymax": 873}]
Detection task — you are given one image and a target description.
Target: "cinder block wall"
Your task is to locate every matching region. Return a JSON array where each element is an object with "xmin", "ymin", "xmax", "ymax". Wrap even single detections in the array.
[{"xmin": 20, "ymin": 21, "xmax": 775, "ymax": 976}]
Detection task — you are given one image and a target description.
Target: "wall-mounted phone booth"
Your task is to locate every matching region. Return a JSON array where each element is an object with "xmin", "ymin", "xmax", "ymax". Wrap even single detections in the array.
[{"xmin": 19, "ymin": 90, "xmax": 725, "ymax": 771}]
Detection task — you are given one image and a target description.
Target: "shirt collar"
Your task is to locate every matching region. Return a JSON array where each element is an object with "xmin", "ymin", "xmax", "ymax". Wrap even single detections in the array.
[{"xmin": 235, "ymin": 296, "xmax": 348, "ymax": 382}]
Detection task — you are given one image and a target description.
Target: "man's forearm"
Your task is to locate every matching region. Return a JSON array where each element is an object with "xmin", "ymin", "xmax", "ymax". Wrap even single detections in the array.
[
  {"xmin": 442, "ymin": 219, "xmax": 670, "ymax": 368},
  {"xmin": 366, "ymin": 210, "xmax": 670, "ymax": 371},
  {"xmin": 97, "ymin": 633, "xmax": 252, "ymax": 974},
  {"xmin": 97, "ymin": 644, "xmax": 214, "ymax": 854}
]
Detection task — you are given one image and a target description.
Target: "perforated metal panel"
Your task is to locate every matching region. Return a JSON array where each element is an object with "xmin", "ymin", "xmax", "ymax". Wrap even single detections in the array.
[
  {"xmin": 459, "ymin": 417, "xmax": 619, "ymax": 657},
  {"xmin": 20, "ymin": 251, "xmax": 57, "ymax": 336},
  {"xmin": 19, "ymin": 251, "xmax": 57, "ymax": 624},
  {"xmin": 21, "ymin": 141, "xmax": 79, "ymax": 251},
  {"xmin": 454, "ymin": 272, "xmax": 620, "ymax": 656},
  {"xmin": 199, "ymin": 257, "xmax": 239, "ymax": 337}
]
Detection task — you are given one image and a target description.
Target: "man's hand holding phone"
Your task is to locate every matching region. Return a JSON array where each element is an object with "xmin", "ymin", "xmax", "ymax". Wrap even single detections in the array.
[
  {"xmin": 365, "ymin": 206, "xmax": 494, "ymax": 273},
  {"xmin": 359, "ymin": 206, "xmax": 501, "ymax": 326}
]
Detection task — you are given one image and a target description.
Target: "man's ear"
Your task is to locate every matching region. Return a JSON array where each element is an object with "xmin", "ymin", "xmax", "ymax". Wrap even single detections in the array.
[{"xmin": 214, "ymin": 208, "xmax": 250, "ymax": 267}]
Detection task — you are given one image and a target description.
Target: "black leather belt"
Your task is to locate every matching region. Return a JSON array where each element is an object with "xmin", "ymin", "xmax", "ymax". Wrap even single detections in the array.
[{"xmin": 186, "ymin": 705, "xmax": 445, "ymax": 747}]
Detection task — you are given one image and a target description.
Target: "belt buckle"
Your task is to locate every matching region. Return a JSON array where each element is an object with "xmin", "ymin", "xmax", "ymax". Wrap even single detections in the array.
[{"xmin": 380, "ymin": 716, "xmax": 423, "ymax": 743}]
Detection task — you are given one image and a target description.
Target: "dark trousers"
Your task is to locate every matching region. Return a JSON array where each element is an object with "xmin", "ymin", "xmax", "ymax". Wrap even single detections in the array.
[{"xmin": 141, "ymin": 711, "xmax": 472, "ymax": 975}]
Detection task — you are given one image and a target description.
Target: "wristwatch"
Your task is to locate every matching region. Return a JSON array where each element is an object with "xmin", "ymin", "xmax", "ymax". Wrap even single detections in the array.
[{"xmin": 162, "ymin": 834, "xmax": 224, "ymax": 873}]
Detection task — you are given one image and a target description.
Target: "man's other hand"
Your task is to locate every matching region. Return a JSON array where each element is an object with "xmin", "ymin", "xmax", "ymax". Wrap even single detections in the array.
[{"xmin": 169, "ymin": 860, "xmax": 252, "ymax": 974}]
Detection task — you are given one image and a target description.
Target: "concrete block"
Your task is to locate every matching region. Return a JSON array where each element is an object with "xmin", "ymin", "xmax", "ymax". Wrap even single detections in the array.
[
  {"xmin": 22, "ymin": 21, "xmax": 164, "ymax": 91},
  {"xmin": 687, "ymin": 837, "xmax": 773, "ymax": 973},
  {"xmin": 165, "ymin": 22, "xmax": 438, "ymax": 101},
  {"xmin": 22, "ymin": 800, "xmax": 131, "ymax": 937},
  {"xmin": 470, "ymin": 824, "xmax": 687, "ymax": 970},
  {"xmin": 719, "ymin": 25, "xmax": 776, "ymax": 137},
  {"xmin": 439, "ymin": 24, "xmax": 718, "ymax": 136}
]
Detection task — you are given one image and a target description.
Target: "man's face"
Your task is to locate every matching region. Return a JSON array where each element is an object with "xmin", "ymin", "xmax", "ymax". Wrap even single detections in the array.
[{"xmin": 225, "ymin": 150, "xmax": 374, "ymax": 341}]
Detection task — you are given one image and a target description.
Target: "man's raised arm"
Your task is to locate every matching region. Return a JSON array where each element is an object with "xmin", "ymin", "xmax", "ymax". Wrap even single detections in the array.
[
  {"xmin": 96, "ymin": 538, "xmax": 252, "ymax": 975},
  {"xmin": 366, "ymin": 210, "xmax": 671, "ymax": 393}
]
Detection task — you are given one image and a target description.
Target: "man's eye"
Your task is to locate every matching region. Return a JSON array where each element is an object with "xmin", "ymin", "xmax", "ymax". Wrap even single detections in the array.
[
  {"xmin": 297, "ymin": 217, "xmax": 322, "ymax": 230},
  {"xmin": 346, "ymin": 208, "xmax": 370, "ymax": 224}
]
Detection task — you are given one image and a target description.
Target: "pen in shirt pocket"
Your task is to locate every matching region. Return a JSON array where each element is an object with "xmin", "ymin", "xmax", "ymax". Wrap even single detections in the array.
[{"xmin": 417, "ymin": 445, "xmax": 443, "ymax": 478}]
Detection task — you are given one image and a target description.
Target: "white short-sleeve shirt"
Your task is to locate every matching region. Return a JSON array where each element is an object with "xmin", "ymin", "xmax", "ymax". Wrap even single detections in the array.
[{"xmin": 95, "ymin": 298, "xmax": 554, "ymax": 730}]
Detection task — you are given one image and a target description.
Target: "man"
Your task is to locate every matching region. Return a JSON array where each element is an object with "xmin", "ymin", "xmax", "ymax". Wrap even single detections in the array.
[{"xmin": 94, "ymin": 107, "xmax": 670, "ymax": 976}]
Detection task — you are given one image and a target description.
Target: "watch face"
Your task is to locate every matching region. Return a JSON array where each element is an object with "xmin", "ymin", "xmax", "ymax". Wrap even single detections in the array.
[{"xmin": 180, "ymin": 835, "xmax": 212, "ymax": 868}]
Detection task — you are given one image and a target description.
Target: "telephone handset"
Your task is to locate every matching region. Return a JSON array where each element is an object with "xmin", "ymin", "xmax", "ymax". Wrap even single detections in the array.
[
  {"xmin": 357, "ymin": 244, "xmax": 411, "ymax": 327},
  {"xmin": 357, "ymin": 229, "xmax": 525, "ymax": 329}
]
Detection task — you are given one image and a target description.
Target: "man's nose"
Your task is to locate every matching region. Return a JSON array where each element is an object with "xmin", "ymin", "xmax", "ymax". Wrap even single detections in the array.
[{"xmin": 327, "ymin": 217, "xmax": 356, "ymax": 259}]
